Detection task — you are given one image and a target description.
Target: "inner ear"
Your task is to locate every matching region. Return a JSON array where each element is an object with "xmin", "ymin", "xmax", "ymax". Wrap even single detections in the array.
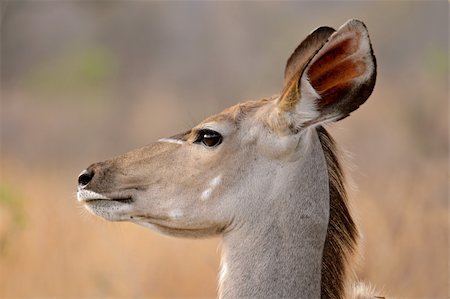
[
  {"xmin": 307, "ymin": 31, "xmax": 366, "ymax": 107},
  {"xmin": 304, "ymin": 20, "xmax": 376, "ymax": 120}
]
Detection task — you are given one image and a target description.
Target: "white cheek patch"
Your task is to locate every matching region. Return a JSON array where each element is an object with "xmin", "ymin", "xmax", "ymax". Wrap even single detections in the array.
[
  {"xmin": 201, "ymin": 188, "xmax": 213, "ymax": 201},
  {"xmin": 77, "ymin": 189, "xmax": 110, "ymax": 202},
  {"xmin": 210, "ymin": 175, "xmax": 222, "ymax": 187},
  {"xmin": 169, "ymin": 209, "xmax": 184, "ymax": 219},
  {"xmin": 158, "ymin": 138, "xmax": 184, "ymax": 145},
  {"xmin": 200, "ymin": 175, "xmax": 222, "ymax": 201}
]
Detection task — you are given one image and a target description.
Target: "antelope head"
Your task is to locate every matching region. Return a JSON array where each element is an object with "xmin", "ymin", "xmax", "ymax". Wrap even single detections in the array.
[{"xmin": 77, "ymin": 19, "xmax": 376, "ymax": 240}]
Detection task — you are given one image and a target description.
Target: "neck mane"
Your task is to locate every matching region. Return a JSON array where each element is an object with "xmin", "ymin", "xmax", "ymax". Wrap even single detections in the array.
[
  {"xmin": 317, "ymin": 126, "xmax": 358, "ymax": 299},
  {"xmin": 218, "ymin": 126, "xmax": 358, "ymax": 299}
]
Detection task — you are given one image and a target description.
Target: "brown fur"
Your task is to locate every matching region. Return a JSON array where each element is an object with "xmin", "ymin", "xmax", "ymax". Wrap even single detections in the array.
[
  {"xmin": 199, "ymin": 99, "xmax": 270, "ymax": 128},
  {"xmin": 318, "ymin": 126, "xmax": 358, "ymax": 299}
]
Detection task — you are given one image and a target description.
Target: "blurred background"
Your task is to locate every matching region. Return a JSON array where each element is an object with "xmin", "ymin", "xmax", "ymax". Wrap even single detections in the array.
[{"xmin": 0, "ymin": 1, "xmax": 448, "ymax": 298}]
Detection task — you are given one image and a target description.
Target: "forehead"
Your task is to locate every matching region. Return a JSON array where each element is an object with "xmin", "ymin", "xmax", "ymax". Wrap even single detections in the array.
[
  {"xmin": 167, "ymin": 97, "xmax": 276, "ymax": 142},
  {"xmin": 200, "ymin": 97, "xmax": 274, "ymax": 127}
]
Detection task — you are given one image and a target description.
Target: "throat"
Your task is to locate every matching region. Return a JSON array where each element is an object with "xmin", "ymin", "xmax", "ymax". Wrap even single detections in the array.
[{"xmin": 220, "ymin": 218, "xmax": 328, "ymax": 298}]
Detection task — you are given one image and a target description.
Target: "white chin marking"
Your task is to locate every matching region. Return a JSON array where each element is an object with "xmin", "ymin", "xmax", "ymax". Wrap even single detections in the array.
[
  {"xmin": 158, "ymin": 138, "xmax": 184, "ymax": 145},
  {"xmin": 77, "ymin": 189, "xmax": 110, "ymax": 202}
]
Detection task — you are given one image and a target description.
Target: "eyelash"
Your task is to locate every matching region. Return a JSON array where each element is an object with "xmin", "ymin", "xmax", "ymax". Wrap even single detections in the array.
[{"xmin": 194, "ymin": 129, "xmax": 223, "ymax": 147}]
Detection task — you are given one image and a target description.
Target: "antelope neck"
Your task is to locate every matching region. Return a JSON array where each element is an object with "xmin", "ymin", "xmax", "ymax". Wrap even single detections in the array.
[{"xmin": 219, "ymin": 130, "xmax": 330, "ymax": 299}]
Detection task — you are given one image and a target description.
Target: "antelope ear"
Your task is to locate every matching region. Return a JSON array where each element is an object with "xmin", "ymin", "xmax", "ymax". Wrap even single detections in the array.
[{"xmin": 278, "ymin": 19, "xmax": 376, "ymax": 129}]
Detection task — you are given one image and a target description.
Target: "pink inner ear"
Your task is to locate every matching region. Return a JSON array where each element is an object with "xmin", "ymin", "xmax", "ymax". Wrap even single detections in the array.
[
  {"xmin": 306, "ymin": 33, "xmax": 367, "ymax": 107},
  {"xmin": 311, "ymin": 59, "xmax": 366, "ymax": 92},
  {"xmin": 308, "ymin": 37, "xmax": 358, "ymax": 80}
]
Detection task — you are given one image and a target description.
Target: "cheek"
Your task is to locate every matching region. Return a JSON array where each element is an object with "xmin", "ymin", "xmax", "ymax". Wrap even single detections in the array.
[
  {"xmin": 200, "ymin": 174, "xmax": 223, "ymax": 201},
  {"xmin": 168, "ymin": 209, "xmax": 184, "ymax": 219}
]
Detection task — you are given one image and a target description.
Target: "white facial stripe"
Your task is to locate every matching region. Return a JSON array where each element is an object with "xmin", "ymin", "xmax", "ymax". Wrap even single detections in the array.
[
  {"xmin": 158, "ymin": 138, "xmax": 184, "ymax": 145},
  {"xmin": 200, "ymin": 175, "xmax": 222, "ymax": 201},
  {"xmin": 77, "ymin": 189, "xmax": 110, "ymax": 202}
]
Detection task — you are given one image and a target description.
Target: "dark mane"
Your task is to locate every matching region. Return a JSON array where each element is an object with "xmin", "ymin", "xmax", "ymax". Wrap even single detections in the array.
[{"xmin": 317, "ymin": 126, "xmax": 358, "ymax": 299}]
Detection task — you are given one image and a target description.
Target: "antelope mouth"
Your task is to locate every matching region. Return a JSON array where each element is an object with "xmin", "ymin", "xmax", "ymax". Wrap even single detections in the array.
[
  {"xmin": 84, "ymin": 197, "xmax": 134, "ymax": 204},
  {"xmin": 78, "ymin": 190, "xmax": 136, "ymax": 222},
  {"xmin": 77, "ymin": 189, "xmax": 135, "ymax": 204}
]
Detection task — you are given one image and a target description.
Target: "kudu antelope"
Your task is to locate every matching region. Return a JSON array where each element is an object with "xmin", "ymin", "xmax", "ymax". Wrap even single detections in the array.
[{"xmin": 78, "ymin": 19, "xmax": 378, "ymax": 298}]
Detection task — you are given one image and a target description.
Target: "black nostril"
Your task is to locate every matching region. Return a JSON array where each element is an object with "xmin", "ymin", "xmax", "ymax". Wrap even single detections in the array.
[{"xmin": 78, "ymin": 169, "xmax": 94, "ymax": 187}]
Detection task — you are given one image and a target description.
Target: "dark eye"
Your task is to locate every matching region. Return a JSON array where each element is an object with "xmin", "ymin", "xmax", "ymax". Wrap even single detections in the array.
[{"xmin": 195, "ymin": 129, "xmax": 223, "ymax": 147}]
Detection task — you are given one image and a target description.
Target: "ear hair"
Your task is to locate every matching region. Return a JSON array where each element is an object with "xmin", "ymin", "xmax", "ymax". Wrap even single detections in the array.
[{"xmin": 279, "ymin": 26, "xmax": 336, "ymax": 112}]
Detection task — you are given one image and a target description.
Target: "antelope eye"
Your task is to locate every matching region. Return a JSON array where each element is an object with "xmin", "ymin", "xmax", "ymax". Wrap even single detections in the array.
[{"xmin": 195, "ymin": 129, "xmax": 223, "ymax": 147}]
